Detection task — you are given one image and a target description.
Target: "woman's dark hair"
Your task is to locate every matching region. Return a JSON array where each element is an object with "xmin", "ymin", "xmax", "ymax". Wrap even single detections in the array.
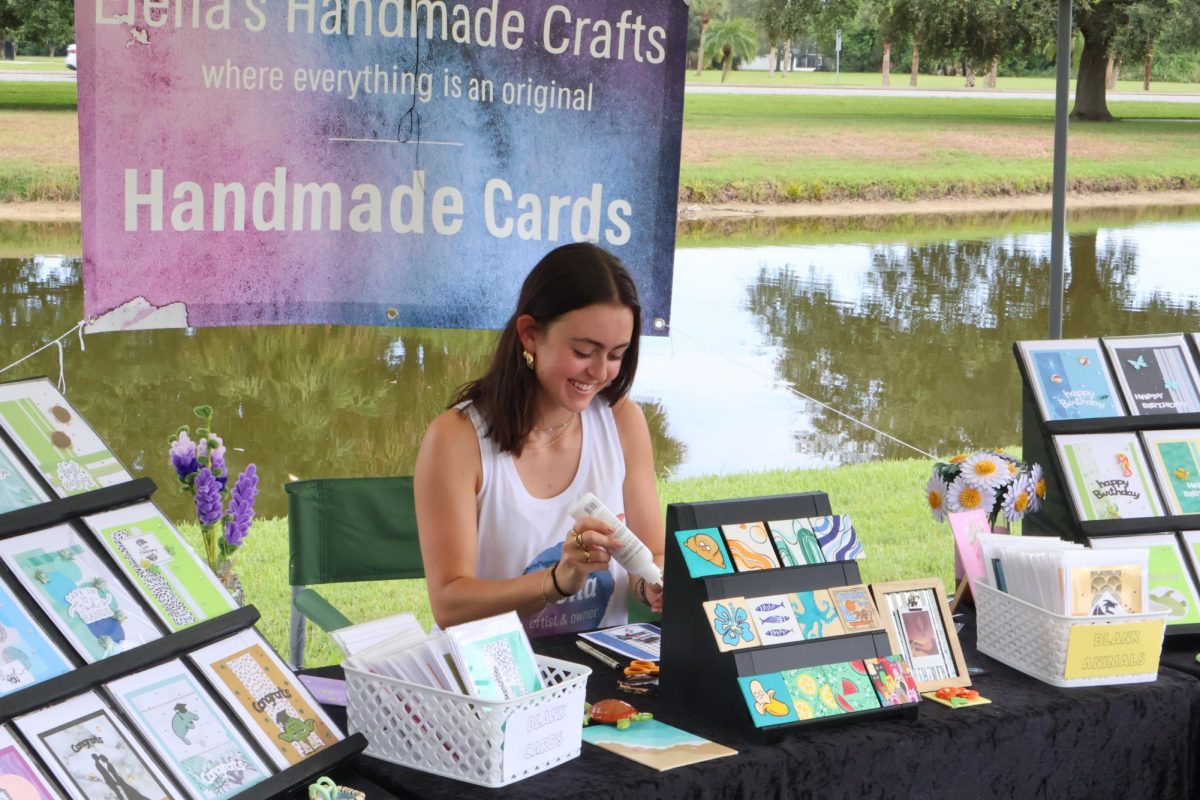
[{"xmin": 453, "ymin": 242, "xmax": 642, "ymax": 454}]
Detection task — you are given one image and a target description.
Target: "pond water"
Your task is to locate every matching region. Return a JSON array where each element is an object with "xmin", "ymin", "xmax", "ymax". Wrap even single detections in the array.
[{"xmin": 4, "ymin": 205, "xmax": 1200, "ymax": 520}]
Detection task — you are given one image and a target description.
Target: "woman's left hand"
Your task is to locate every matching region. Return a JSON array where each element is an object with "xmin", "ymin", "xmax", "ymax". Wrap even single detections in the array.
[{"xmin": 644, "ymin": 580, "xmax": 663, "ymax": 613}]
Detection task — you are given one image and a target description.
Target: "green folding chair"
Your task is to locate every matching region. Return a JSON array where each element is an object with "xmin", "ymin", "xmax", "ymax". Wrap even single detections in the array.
[{"xmin": 285, "ymin": 476, "xmax": 424, "ymax": 669}]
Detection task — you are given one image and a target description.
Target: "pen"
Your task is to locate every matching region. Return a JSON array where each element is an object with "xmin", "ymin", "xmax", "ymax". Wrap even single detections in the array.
[{"xmin": 575, "ymin": 640, "xmax": 620, "ymax": 669}]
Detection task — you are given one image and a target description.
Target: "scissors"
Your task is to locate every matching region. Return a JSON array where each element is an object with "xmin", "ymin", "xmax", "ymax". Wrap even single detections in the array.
[{"xmin": 623, "ymin": 659, "xmax": 660, "ymax": 678}]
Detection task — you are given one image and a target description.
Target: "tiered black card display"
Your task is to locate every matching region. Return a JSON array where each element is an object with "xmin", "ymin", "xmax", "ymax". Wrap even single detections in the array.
[
  {"xmin": 1016, "ymin": 339, "xmax": 1200, "ymax": 637},
  {"xmin": 0, "ymin": 393, "xmax": 365, "ymax": 800},
  {"xmin": 660, "ymin": 492, "xmax": 914, "ymax": 740}
]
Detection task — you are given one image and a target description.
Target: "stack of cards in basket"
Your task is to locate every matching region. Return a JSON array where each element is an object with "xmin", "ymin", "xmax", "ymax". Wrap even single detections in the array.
[{"xmin": 702, "ymin": 585, "xmax": 883, "ymax": 651}]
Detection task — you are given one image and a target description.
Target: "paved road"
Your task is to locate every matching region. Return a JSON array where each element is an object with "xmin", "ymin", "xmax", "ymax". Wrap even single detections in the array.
[
  {"xmin": 687, "ymin": 83, "xmax": 1200, "ymax": 103},
  {"xmin": 0, "ymin": 71, "xmax": 75, "ymax": 82}
]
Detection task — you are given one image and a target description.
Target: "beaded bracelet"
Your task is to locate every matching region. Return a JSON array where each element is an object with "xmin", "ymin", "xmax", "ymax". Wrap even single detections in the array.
[{"xmin": 549, "ymin": 561, "xmax": 571, "ymax": 598}]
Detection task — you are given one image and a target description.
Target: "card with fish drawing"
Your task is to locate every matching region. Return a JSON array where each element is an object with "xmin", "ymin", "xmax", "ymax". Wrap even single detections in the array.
[
  {"xmin": 719, "ymin": 522, "xmax": 780, "ymax": 572},
  {"xmin": 108, "ymin": 660, "xmax": 272, "ymax": 800},
  {"xmin": 745, "ymin": 594, "xmax": 806, "ymax": 645},
  {"xmin": 828, "ymin": 584, "xmax": 883, "ymax": 632},
  {"xmin": 765, "ymin": 519, "xmax": 825, "ymax": 567},
  {"xmin": 701, "ymin": 597, "xmax": 760, "ymax": 652},
  {"xmin": 189, "ymin": 629, "xmax": 341, "ymax": 769},
  {"xmin": 15, "ymin": 690, "xmax": 179, "ymax": 800},
  {"xmin": 673, "ymin": 528, "xmax": 733, "ymax": 578},
  {"xmin": 807, "ymin": 515, "xmax": 865, "ymax": 562},
  {"xmin": 736, "ymin": 673, "xmax": 798, "ymax": 727},
  {"xmin": 0, "ymin": 723, "xmax": 63, "ymax": 800},
  {"xmin": 787, "ymin": 590, "xmax": 845, "ymax": 639}
]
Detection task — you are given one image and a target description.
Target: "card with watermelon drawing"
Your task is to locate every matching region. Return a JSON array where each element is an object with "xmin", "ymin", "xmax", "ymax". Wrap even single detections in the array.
[
  {"xmin": 765, "ymin": 519, "xmax": 825, "ymax": 567},
  {"xmin": 807, "ymin": 515, "xmax": 865, "ymax": 561},
  {"xmin": 781, "ymin": 660, "xmax": 880, "ymax": 720},
  {"xmin": 787, "ymin": 590, "xmax": 845, "ymax": 639},
  {"xmin": 719, "ymin": 522, "xmax": 780, "ymax": 572}
]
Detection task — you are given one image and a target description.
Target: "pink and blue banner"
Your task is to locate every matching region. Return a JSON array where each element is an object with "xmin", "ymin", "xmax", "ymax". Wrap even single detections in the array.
[{"xmin": 78, "ymin": 0, "xmax": 686, "ymax": 332}]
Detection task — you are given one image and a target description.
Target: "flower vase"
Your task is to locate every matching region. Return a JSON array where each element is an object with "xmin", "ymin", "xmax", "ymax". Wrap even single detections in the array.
[{"xmin": 215, "ymin": 558, "xmax": 245, "ymax": 606}]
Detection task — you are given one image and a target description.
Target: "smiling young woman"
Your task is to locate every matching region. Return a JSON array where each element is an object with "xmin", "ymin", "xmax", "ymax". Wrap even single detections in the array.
[{"xmin": 414, "ymin": 242, "xmax": 664, "ymax": 635}]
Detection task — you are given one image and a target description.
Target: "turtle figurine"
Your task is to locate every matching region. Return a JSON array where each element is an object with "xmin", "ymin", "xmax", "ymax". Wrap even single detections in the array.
[{"xmin": 584, "ymin": 698, "xmax": 653, "ymax": 730}]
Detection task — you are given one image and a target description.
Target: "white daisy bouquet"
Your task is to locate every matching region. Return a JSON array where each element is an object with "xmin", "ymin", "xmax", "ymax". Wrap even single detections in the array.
[{"xmin": 926, "ymin": 450, "xmax": 1045, "ymax": 528}]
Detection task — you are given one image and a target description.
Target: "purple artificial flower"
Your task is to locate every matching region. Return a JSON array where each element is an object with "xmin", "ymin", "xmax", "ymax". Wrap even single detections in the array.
[
  {"xmin": 224, "ymin": 464, "xmax": 258, "ymax": 547},
  {"xmin": 194, "ymin": 467, "xmax": 224, "ymax": 526},
  {"xmin": 198, "ymin": 434, "xmax": 229, "ymax": 490},
  {"xmin": 168, "ymin": 431, "xmax": 199, "ymax": 480}
]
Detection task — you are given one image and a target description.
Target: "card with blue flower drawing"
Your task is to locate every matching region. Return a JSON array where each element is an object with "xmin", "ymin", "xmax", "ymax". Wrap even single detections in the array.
[
  {"xmin": 788, "ymin": 590, "xmax": 845, "ymax": 639},
  {"xmin": 701, "ymin": 597, "xmax": 760, "ymax": 652},
  {"xmin": 0, "ymin": 378, "xmax": 131, "ymax": 498},
  {"xmin": 0, "ymin": 578, "xmax": 72, "ymax": 697},
  {"xmin": 83, "ymin": 503, "xmax": 237, "ymax": 633},
  {"xmin": 0, "ymin": 525, "xmax": 162, "ymax": 663},
  {"xmin": 745, "ymin": 594, "xmax": 805, "ymax": 644},
  {"xmin": 108, "ymin": 660, "xmax": 272, "ymax": 800},
  {"xmin": 15, "ymin": 691, "xmax": 179, "ymax": 800},
  {"xmin": 0, "ymin": 436, "xmax": 49, "ymax": 515},
  {"xmin": 1102, "ymin": 334, "xmax": 1200, "ymax": 416},
  {"xmin": 719, "ymin": 522, "xmax": 780, "ymax": 572},
  {"xmin": 765, "ymin": 519, "xmax": 825, "ymax": 567},
  {"xmin": 0, "ymin": 723, "xmax": 63, "ymax": 799},
  {"xmin": 828, "ymin": 584, "xmax": 883, "ymax": 632},
  {"xmin": 1017, "ymin": 339, "xmax": 1124, "ymax": 421},
  {"xmin": 736, "ymin": 673, "xmax": 798, "ymax": 727},
  {"xmin": 673, "ymin": 528, "xmax": 733, "ymax": 578},
  {"xmin": 807, "ymin": 515, "xmax": 864, "ymax": 561}
]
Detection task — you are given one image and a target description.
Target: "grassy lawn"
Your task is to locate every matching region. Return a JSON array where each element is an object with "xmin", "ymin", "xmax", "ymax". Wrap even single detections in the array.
[
  {"xmin": 0, "ymin": 56, "xmax": 72, "ymax": 72},
  {"xmin": 199, "ymin": 454, "xmax": 980, "ymax": 667}
]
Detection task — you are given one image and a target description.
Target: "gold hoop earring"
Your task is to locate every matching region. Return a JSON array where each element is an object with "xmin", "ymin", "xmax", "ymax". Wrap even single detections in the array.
[{"xmin": 523, "ymin": 350, "xmax": 535, "ymax": 370}]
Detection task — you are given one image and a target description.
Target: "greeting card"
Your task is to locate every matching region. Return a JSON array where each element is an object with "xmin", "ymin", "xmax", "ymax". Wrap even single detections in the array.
[
  {"xmin": 0, "ymin": 437, "xmax": 49, "ymax": 515},
  {"xmin": 1055, "ymin": 433, "xmax": 1163, "ymax": 520},
  {"xmin": 0, "ymin": 579, "xmax": 72, "ymax": 696},
  {"xmin": 828, "ymin": 585, "xmax": 883, "ymax": 632},
  {"xmin": 781, "ymin": 661, "xmax": 880, "ymax": 720},
  {"xmin": 807, "ymin": 515, "xmax": 864, "ymax": 561},
  {"xmin": 443, "ymin": 611, "xmax": 543, "ymax": 701},
  {"xmin": 1017, "ymin": 339, "xmax": 1124, "ymax": 420},
  {"xmin": 190, "ymin": 630, "xmax": 341, "ymax": 769},
  {"xmin": 580, "ymin": 719, "xmax": 736, "ymax": 771},
  {"xmin": 1140, "ymin": 429, "xmax": 1200, "ymax": 516},
  {"xmin": 1103, "ymin": 334, "xmax": 1200, "ymax": 415},
  {"xmin": 15, "ymin": 691, "xmax": 178, "ymax": 800},
  {"xmin": 0, "ymin": 724, "xmax": 62, "ymax": 799},
  {"xmin": 673, "ymin": 528, "xmax": 733, "ymax": 578},
  {"xmin": 1090, "ymin": 534, "xmax": 1200, "ymax": 625},
  {"xmin": 744, "ymin": 594, "xmax": 805, "ymax": 645},
  {"xmin": 719, "ymin": 523, "xmax": 780, "ymax": 571},
  {"xmin": 701, "ymin": 597, "xmax": 759, "ymax": 652},
  {"xmin": 0, "ymin": 525, "xmax": 161, "ymax": 662},
  {"xmin": 864, "ymin": 655, "xmax": 921, "ymax": 706},
  {"xmin": 0, "ymin": 378, "xmax": 131, "ymax": 497},
  {"xmin": 764, "ymin": 519, "xmax": 824, "ymax": 567},
  {"xmin": 108, "ymin": 661, "xmax": 271, "ymax": 799},
  {"xmin": 949, "ymin": 510, "xmax": 991, "ymax": 588},
  {"xmin": 787, "ymin": 590, "xmax": 845, "ymax": 639},
  {"xmin": 84, "ymin": 503, "xmax": 237, "ymax": 632},
  {"xmin": 736, "ymin": 673, "xmax": 798, "ymax": 726}
]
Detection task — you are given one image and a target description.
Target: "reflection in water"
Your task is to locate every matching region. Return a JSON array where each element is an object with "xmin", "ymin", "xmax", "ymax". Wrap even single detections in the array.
[{"xmin": 4, "ymin": 209, "xmax": 1200, "ymax": 518}]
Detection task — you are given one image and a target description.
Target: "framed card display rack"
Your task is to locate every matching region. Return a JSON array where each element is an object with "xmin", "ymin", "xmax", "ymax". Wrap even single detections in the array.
[
  {"xmin": 1014, "ymin": 337, "xmax": 1200, "ymax": 636},
  {"xmin": 662, "ymin": 492, "xmax": 916, "ymax": 741},
  {"xmin": 0, "ymin": 383, "xmax": 367, "ymax": 799}
]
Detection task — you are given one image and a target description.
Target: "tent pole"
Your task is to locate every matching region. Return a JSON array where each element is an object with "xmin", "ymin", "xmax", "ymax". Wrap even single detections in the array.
[{"xmin": 1049, "ymin": 0, "xmax": 1072, "ymax": 339}]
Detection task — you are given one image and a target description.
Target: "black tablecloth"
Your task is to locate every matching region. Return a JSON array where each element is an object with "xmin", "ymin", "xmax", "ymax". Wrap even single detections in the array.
[{"xmin": 307, "ymin": 623, "xmax": 1200, "ymax": 800}]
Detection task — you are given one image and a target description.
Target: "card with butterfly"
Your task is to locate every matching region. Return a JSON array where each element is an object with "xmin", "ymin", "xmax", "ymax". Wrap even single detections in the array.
[{"xmin": 1102, "ymin": 334, "xmax": 1200, "ymax": 415}]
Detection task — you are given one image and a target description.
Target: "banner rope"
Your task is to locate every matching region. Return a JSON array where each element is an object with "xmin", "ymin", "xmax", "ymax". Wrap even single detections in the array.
[
  {"xmin": 0, "ymin": 320, "xmax": 87, "ymax": 394},
  {"xmin": 667, "ymin": 326, "xmax": 941, "ymax": 462}
]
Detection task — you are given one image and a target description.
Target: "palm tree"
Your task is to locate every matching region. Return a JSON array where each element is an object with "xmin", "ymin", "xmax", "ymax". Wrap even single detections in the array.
[
  {"xmin": 704, "ymin": 17, "xmax": 760, "ymax": 82},
  {"xmin": 692, "ymin": 0, "xmax": 730, "ymax": 76}
]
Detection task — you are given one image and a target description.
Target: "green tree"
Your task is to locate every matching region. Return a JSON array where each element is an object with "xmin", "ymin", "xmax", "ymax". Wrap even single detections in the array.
[
  {"xmin": 917, "ymin": 0, "xmax": 1053, "ymax": 88},
  {"xmin": 704, "ymin": 16, "xmax": 760, "ymax": 81},
  {"xmin": 692, "ymin": 0, "xmax": 730, "ymax": 75},
  {"xmin": 858, "ymin": 0, "xmax": 918, "ymax": 86},
  {"xmin": 16, "ymin": 0, "xmax": 74, "ymax": 55}
]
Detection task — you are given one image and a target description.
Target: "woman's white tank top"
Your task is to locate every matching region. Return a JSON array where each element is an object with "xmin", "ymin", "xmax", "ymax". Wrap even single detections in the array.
[{"xmin": 459, "ymin": 399, "xmax": 629, "ymax": 636}]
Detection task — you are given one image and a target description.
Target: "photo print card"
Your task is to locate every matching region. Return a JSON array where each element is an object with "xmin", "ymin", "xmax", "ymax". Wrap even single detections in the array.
[
  {"xmin": 15, "ymin": 691, "xmax": 179, "ymax": 800},
  {"xmin": 0, "ymin": 724, "xmax": 63, "ymax": 800},
  {"xmin": 871, "ymin": 579, "xmax": 970, "ymax": 692},
  {"xmin": 719, "ymin": 522, "xmax": 780, "ymax": 572},
  {"xmin": 745, "ymin": 594, "xmax": 806, "ymax": 645},
  {"xmin": 0, "ymin": 436, "xmax": 49, "ymax": 515},
  {"xmin": 1140, "ymin": 429, "xmax": 1200, "ymax": 516},
  {"xmin": 673, "ymin": 528, "xmax": 733, "ymax": 578},
  {"xmin": 0, "ymin": 525, "xmax": 161, "ymax": 662},
  {"xmin": 1054, "ymin": 433, "xmax": 1164, "ymax": 520},
  {"xmin": 864, "ymin": 655, "xmax": 921, "ymax": 707},
  {"xmin": 788, "ymin": 590, "xmax": 845, "ymax": 639},
  {"xmin": 83, "ymin": 503, "xmax": 237, "ymax": 632},
  {"xmin": 736, "ymin": 673, "xmax": 799, "ymax": 727},
  {"xmin": 108, "ymin": 661, "xmax": 272, "ymax": 799},
  {"xmin": 701, "ymin": 597, "xmax": 760, "ymax": 652},
  {"xmin": 0, "ymin": 378, "xmax": 131, "ymax": 497},
  {"xmin": 1089, "ymin": 534, "xmax": 1200, "ymax": 625},
  {"xmin": 781, "ymin": 661, "xmax": 881, "ymax": 720},
  {"xmin": 0, "ymin": 579, "xmax": 73, "ymax": 697},
  {"xmin": 1103, "ymin": 334, "xmax": 1200, "ymax": 415},
  {"xmin": 764, "ymin": 519, "xmax": 825, "ymax": 567},
  {"xmin": 828, "ymin": 585, "xmax": 883, "ymax": 632},
  {"xmin": 808, "ymin": 515, "xmax": 865, "ymax": 561},
  {"xmin": 1016, "ymin": 338, "xmax": 1124, "ymax": 421},
  {"xmin": 190, "ymin": 629, "xmax": 341, "ymax": 769}
]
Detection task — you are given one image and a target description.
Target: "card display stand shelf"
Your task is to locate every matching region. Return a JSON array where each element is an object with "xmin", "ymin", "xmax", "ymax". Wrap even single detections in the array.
[
  {"xmin": 0, "ymin": 477, "xmax": 366, "ymax": 800},
  {"xmin": 661, "ymin": 492, "xmax": 915, "ymax": 740},
  {"xmin": 1015, "ymin": 341, "xmax": 1200, "ymax": 637}
]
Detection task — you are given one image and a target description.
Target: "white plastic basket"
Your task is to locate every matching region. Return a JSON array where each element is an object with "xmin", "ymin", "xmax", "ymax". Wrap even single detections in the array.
[
  {"xmin": 975, "ymin": 581, "xmax": 1169, "ymax": 687},
  {"xmin": 343, "ymin": 655, "xmax": 590, "ymax": 787}
]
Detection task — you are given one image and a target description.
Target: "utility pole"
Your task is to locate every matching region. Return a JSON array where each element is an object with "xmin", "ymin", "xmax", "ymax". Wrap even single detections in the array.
[{"xmin": 835, "ymin": 29, "xmax": 842, "ymax": 83}]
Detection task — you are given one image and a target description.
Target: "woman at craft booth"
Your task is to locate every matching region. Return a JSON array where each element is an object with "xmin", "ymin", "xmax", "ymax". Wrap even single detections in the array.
[{"xmin": 415, "ymin": 242, "xmax": 665, "ymax": 635}]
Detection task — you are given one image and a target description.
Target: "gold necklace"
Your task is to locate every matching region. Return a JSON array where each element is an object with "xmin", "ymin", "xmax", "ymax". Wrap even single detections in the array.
[
  {"xmin": 525, "ymin": 413, "xmax": 578, "ymax": 449},
  {"xmin": 530, "ymin": 414, "xmax": 575, "ymax": 434}
]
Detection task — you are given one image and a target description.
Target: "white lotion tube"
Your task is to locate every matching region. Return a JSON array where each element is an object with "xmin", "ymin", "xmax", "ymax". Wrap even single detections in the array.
[{"xmin": 568, "ymin": 492, "xmax": 663, "ymax": 586}]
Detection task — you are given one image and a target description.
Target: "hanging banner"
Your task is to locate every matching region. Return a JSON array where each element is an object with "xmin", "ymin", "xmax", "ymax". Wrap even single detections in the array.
[{"xmin": 78, "ymin": 0, "xmax": 686, "ymax": 333}]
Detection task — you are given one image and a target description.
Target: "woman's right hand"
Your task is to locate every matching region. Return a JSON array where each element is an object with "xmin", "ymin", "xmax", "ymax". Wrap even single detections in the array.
[{"xmin": 556, "ymin": 514, "xmax": 623, "ymax": 594}]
